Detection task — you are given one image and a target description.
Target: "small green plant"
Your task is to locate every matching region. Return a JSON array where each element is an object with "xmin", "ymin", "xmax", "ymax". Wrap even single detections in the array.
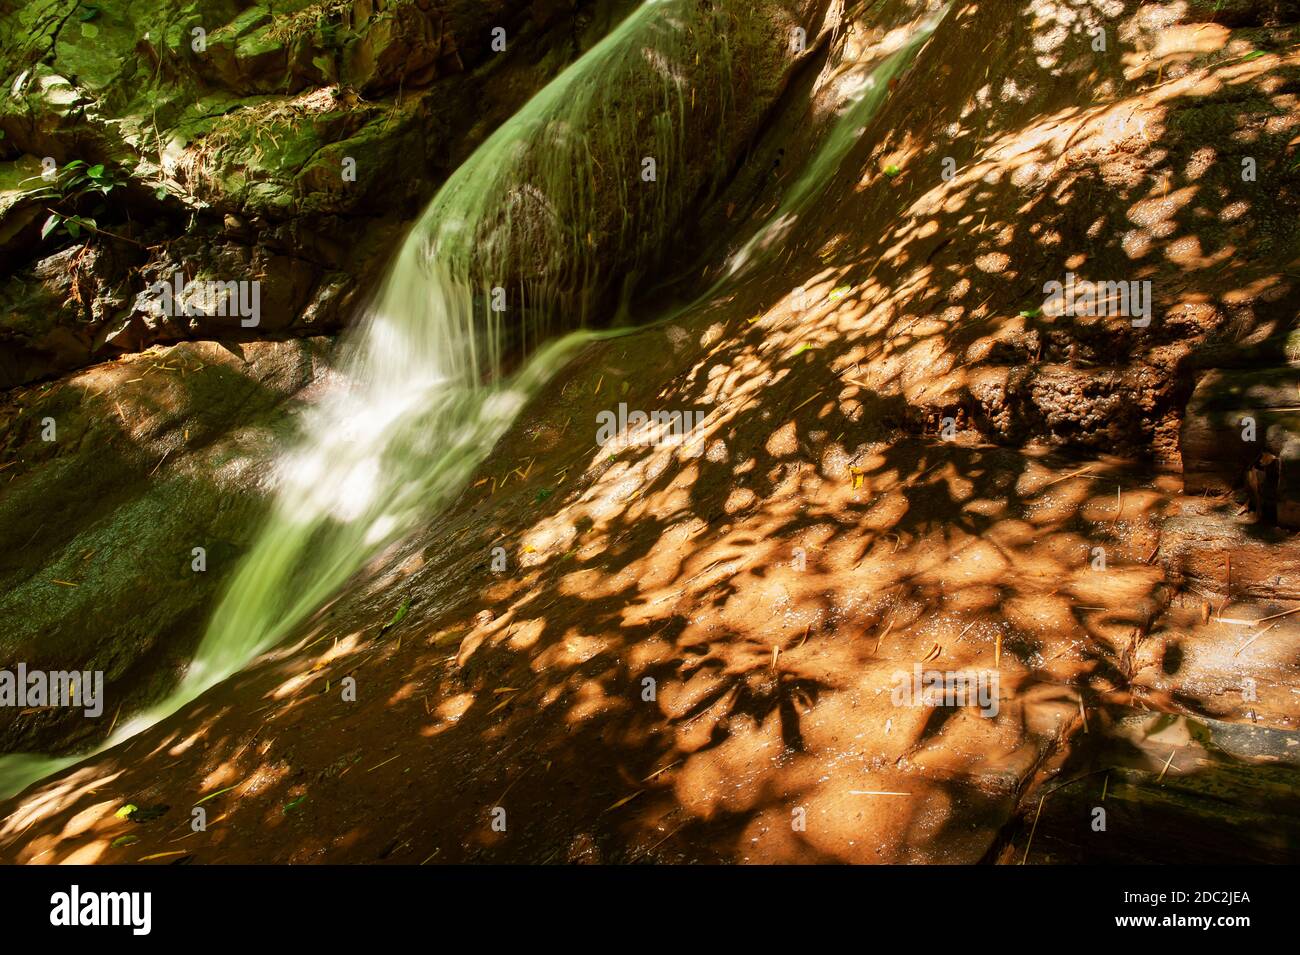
[{"xmin": 21, "ymin": 159, "xmax": 124, "ymax": 241}]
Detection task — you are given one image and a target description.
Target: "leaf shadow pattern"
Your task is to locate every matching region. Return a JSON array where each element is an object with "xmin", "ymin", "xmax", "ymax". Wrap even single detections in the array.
[{"xmin": 3, "ymin": 0, "xmax": 1300, "ymax": 864}]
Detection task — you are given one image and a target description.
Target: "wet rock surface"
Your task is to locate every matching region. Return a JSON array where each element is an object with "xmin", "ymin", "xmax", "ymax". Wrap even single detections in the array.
[
  {"xmin": 0, "ymin": 337, "xmax": 332, "ymax": 754},
  {"xmin": 0, "ymin": 0, "xmax": 1298, "ymax": 863}
]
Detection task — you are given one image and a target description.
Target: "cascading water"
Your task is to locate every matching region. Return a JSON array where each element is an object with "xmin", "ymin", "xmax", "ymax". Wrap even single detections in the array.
[
  {"xmin": 720, "ymin": 10, "xmax": 946, "ymax": 282},
  {"xmin": 0, "ymin": 0, "xmax": 948, "ymax": 800}
]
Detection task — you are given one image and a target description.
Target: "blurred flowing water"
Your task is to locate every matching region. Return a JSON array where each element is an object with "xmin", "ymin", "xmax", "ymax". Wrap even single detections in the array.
[{"xmin": 0, "ymin": 1, "xmax": 948, "ymax": 800}]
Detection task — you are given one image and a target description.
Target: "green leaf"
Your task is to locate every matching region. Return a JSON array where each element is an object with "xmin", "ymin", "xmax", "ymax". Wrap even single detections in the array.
[
  {"xmin": 1241, "ymin": 50, "xmax": 1266, "ymax": 61},
  {"xmin": 792, "ymin": 342, "xmax": 812, "ymax": 356},
  {"xmin": 883, "ymin": 164, "xmax": 901, "ymax": 178},
  {"xmin": 78, "ymin": 5, "xmax": 100, "ymax": 21},
  {"xmin": 115, "ymin": 803, "xmax": 138, "ymax": 820},
  {"xmin": 64, "ymin": 219, "xmax": 81, "ymax": 238},
  {"xmin": 828, "ymin": 285, "xmax": 852, "ymax": 301},
  {"xmin": 63, "ymin": 159, "xmax": 86, "ymax": 171},
  {"xmin": 154, "ymin": 186, "xmax": 168, "ymax": 200},
  {"xmin": 282, "ymin": 795, "xmax": 307, "ymax": 814},
  {"xmin": 86, "ymin": 163, "xmax": 105, "ymax": 179},
  {"xmin": 1019, "ymin": 307, "xmax": 1041, "ymax": 318},
  {"xmin": 111, "ymin": 834, "xmax": 140, "ymax": 848},
  {"xmin": 40, "ymin": 214, "xmax": 61, "ymax": 239},
  {"xmin": 387, "ymin": 596, "xmax": 411, "ymax": 629}
]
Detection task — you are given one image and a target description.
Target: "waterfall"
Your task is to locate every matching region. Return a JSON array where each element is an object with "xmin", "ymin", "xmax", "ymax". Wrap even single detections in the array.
[{"xmin": 0, "ymin": 0, "xmax": 948, "ymax": 801}]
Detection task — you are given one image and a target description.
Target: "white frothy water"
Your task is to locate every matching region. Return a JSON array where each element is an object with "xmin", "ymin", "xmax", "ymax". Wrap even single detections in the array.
[{"xmin": 0, "ymin": 1, "xmax": 949, "ymax": 801}]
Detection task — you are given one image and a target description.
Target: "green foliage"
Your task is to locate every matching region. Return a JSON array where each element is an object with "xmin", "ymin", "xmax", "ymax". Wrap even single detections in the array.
[
  {"xmin": 20, "ymin": 159, "xmax": 124, "ymax": 242},
  {"xmin": 385, "ymin": 596, "xmax": 411, "ymax": 630},
  {"xmin": 282, "ymin": 795, "xmax": 307, "ymax": 814}
]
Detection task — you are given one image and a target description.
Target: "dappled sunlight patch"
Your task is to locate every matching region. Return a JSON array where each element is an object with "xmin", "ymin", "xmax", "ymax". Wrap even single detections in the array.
[
  {"xmin": 1122, "ymin": 23, "xmax": 1232, "ymax": 80},
  {"xmin": 673, "ymin": 718, "xmax": 782, "ymax": 820},
  {"xmin": 196, "ymin": 762, "xmax": 245, "ymax": 797},
  {"xmin": 166, "ymin": 728, "xmax": 208, "ymax": 758},
  {"xmin": 928, "ymin": 536, "xmax": 1014, "ymax": 586},
  {"xmin": 1, "ymin": 767, "xmax": 124, "ymax": 844},
  {"xmin": 58, "ymin": 839, "xmax": 108, "ymax": 865},
  {"xmin": 433, "ymin": 693, "xmax": 475, "ymax": 726},
  {"xmin": 386, "ymin": 681, "xmax": 422, "ymax": 707},
  {"xmin": 564, "ymin": 680, "xmax": 628, "ymax": 725},
  {"xmin": 534, "ymin": 629, "xmax": 610, "ymax": 670},
  {"xmin": 1003, "ymin": 591, "xmax": 1086, "ymax": 637},
  {"xmin": 59, "ymin": 799, "xmax": 116, "ymax": 840},
  {"xmin": 5, "ymin": 0, "xmax": 1297, "ymax": 868}
]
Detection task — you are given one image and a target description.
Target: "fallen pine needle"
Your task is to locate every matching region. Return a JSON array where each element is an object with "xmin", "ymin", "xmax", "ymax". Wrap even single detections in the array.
[
  {"xmin": 1043, "ymin": 466, "xmax": 1093, "ymax": 488},
  {"xmin": 1021, "ymin": 794, "xmax": 1046, "ymax": 864},
  {"xmin": 1235, "ymin": 622, "xmax": 1279, "ymax": 656},
  {"xmin": 149, "ymin": 448, "xmax": 171, "ymax": 477},
  {"xmin": 1156, "ymin": 749, "xmax": 1176, "ymax": 782},
  {"xmin": 873, "ymin": 617, "xmax": 894, "ymax": 654},
  {"xmin": 1257, "ymin": 604, "xmax": 1300, "ymax": 624},
  {"xmin": 642, "ymin": 760, "xmax": 681, "ymax": 783},
  {"xmin": 848, "ymin": 790, "xmax": 910, "ymax": 796},
  {"xmin": 605, "ymin": 790, "xmax": 643, "ymax": 812},
  {"xmin": 789, "ymin": 391, "xmax": 822, "ymax": 416},
  {"xmin": 194, "ymin": 783, "xmax": 242, "ymax": 806},
  {"xmin": 631, "ymin": 821, "xmax": 689, "ymax": 862}
]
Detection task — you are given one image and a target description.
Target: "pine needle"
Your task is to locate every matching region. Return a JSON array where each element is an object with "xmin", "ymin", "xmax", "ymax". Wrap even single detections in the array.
[
  {"xmin": 1020, "ymin": 794, "xmax": 1046, "ymax": 864},
  {"xmin": 604, "ymin": 790, "xmax": 643, "ymax": 812},
  {"xmin": 194, "ymin": 782, "xmax": 242, "ymax": 806},
  {"xmin": 1256, "ymin": 604, "xmax": 1300, "ymax": 624},
  {"xmin": 1156, "ymin": 749, "xmax": 1176, "ymax": 782}
]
